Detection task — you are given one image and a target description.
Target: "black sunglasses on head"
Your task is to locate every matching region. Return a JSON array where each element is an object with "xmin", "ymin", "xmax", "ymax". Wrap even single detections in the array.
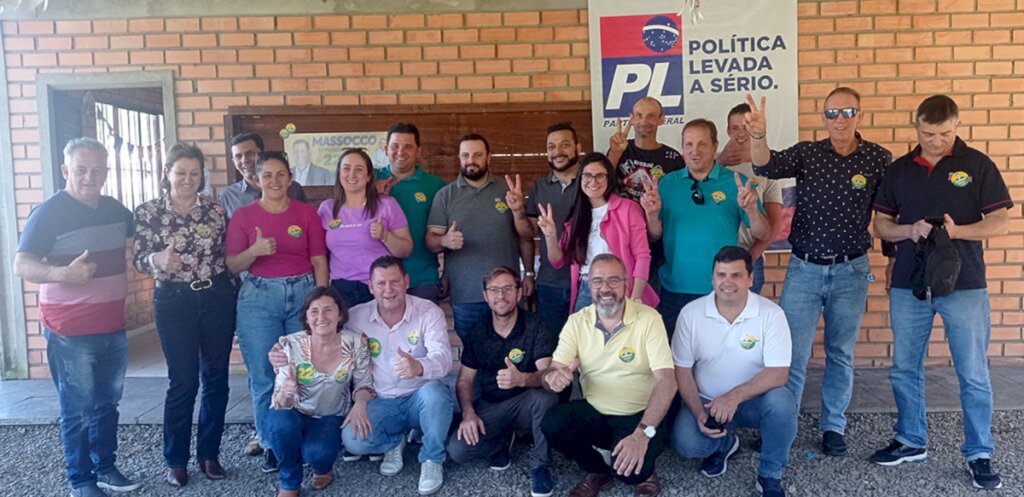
[
  {"xmin": 823, "ymin": 107, "xmax": 859, "ymax": 120},
  {"xmin": 690, "ymin": 179, "xmax": 704, "ymax": 205}
]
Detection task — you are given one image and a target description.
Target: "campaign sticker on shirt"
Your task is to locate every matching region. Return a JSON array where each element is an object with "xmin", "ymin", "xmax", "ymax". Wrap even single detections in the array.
[
  {"xmin": 711, "ymin": 191, "xmax": 726, "ymax": 204},
  {"xmin": 948, "ymin": 171, "xmax": 972, "ymax": 188},
  {"xmin": 495, "ymin": 200, "xmax": 509, "ymax": 213},
  {"xmin": 851, "ymin": 174, "xmax": 867, "ymax": 190},
  {"xmin": 296, "ymin": 362, "xmax": 315, "ymax": 384},
  {"xmin": 414, "ymin": 192, "xmax": 427, "ymax": 203},
  {"xmin": 287, "ymin": 225, "xmax": 303, "ymax": 238},
  {"xmin": 508, "ymin": 348, "xmax": 525, "ymax": 365},
  {"xmin": 618, "ymin": 347, "xmax": 636, "ymax": 363},
  {"xmin": 739, "ymin": 334, "xmax": 759, "ymax": 350},
  {"xmin": 334, "ymin": 368, "xmax": 349, "ymax": 383},
  {"xmin": 328, "ymin": 219, "xmax": 342, "ymax": 229},
  {"xmin": 195, "ymin": 224, "xmax": 212, "ymax": 238},
  {"xmin": 367, "ymin": 338, "xmax": 382, "ymax": 358},
  {"xmin": 407, "ymin": 330, "xmax": 420, "ymax": 345},
  {"xmin": 650, "ymin": 166, "xmax": 667, "ymax": 180}
]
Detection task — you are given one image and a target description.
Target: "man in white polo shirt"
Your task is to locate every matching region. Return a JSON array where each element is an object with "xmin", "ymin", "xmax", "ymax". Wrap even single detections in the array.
[{"xmin": 670, "ymin": 246, "xmax": 796, "ymax": 497}]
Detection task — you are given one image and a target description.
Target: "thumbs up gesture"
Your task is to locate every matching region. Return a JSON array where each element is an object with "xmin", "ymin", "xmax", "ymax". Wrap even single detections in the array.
[
  {"xmin": 543, "ymin": 358, "xmax": 579, "ymax": 393},
  {"xmin": 369, "ymin": 217, "xmax": 385, "ymax": 240},
  {"xmin": 497, "ymin": 357, "xmax": 527, "ymax": 390},
  {"xmin": 394, "ymin": 347, "xmax": 423, "ymax": 379},
  {"xmin": 62, "ymin": 250, "xmax": 97, "ymax": 284},
  {"xmin": 441, "ymin": 221, "xmax": 464, "ymax": 250},
  {"xmin": 154, "ymin": 243, "xmax": 182, "ymax": 272},
  {"xmin": 735, "ymin": 172, "xmax": 758, "ymax": 212},
  {"xmin": 250, "ymin": 227, "xmax": 277, "ymax": 257}
]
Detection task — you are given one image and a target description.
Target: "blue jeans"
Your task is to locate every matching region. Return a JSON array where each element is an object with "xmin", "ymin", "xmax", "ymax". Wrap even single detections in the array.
[
  {"xmin": 672, "ymin": 388, "xmax": 797, "ymax": 479},
  {"xmin": 536, "ymin": 284, "xmax": 571, "ymax": 340},
  {"xmin": 45, "ymin": 328, "xmax": 128, "ymax": 488},
  {"xmin": 657, "ymin": 289, "xmax": 703, "ymax": 339},
  {"xmin": 153, "ymin": 275, "xmax": 236, "ymax": 467},
  {"xmin": 889, "ymin": 288, "xmax": 994, "ymax": 460},
  {"xmin": 330, "ymin": 278, "xmax": 374, "ymax": 308},
  {"xmin": 752, "ymin": 256, "xmax": 765, "ymax": 295},
  {"xmin": 574, "ymin": 279, "xmax": 593, "ymax": 310},
  {"xmin": 236, "ymin": 273, "xmax": 315, "ymax": 447},
  {"xmin": 265, "ymin": 409, "xmax": 343, "ymax": 490},
  {"xmin": 781, "ymin": 254, "xmax": 869, "ymax": 434},
  {"xmin": 342, "ymin": 381, "xmax": 453, "ymax": 463},
  {"xmin": 452, "ymin": 302, "xmax": 491, "ymax": 339}
]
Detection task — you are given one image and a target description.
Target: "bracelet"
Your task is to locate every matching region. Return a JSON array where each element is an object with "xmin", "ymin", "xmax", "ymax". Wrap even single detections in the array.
[
  {"xmin": 524, "ymin": 271, "xmax": 536, "ymax": 278},
  {"xmin": 750, "ymin": 132, "xmax": 766, "ymax": 140}
]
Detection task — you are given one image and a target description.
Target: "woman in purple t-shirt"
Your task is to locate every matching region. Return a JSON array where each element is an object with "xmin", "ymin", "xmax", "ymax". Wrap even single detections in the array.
[
  {"xmin": 318, "ymin": 148, "xmax": 411, "ymax": 307},
  {"xmin": 225, "ymin": 151, "xmax": 328, "ymax": 470}
]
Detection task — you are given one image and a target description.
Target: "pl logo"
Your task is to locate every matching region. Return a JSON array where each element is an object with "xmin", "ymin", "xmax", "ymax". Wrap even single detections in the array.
[{"xmin": 601, "ymin": 13, "xmax": 684, "ymax": 118}]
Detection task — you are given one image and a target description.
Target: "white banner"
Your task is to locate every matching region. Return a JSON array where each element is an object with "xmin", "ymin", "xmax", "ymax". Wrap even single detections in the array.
[{"xmin": 588, "ymin": 0, "xmax": 799, "ymax": 153}]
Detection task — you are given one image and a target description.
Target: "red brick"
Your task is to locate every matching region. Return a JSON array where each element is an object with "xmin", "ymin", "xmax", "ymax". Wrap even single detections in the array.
[
  {"xmin": 129, "ymin": 18, "xmax": 164, "ymax": 32},
  {"xmin": 110, "ymin": 35, "xmax": 144, "ymax": 49},
  {"xmin": 383, "ymin": 77, "xmax": 418, "ymax": 91},
  {"xmin": 294, "ymin": 32, "xmax": 330, "ymax": 45},
  {"xmin": 352, "ymin": 15, "xmax": 388, "ymax": 29},
  {"xmin": 146, "ymin": 34, "xmax": 181, "ymax": 48},
  {"xmin": 399, "ymin": 94, "xmax": 435, "ymax": 105},
  {"xmin": 129, "ymin": 51, "xmax": 164, "ymax": 65},
  {"xmin": 466, "ymin": 13, "xmax": 502, "ymax": 26},
  {"xmin": 202, "ymin": 17, "xmax": 238, "ymax": 31},
  {"xmin": 35, "ymin": 37, "xmax": 72, "ymax": 50},
  {"xmin": 55, "ymin": 20, "xmax": 91, "ymax": 34},
  {"xmin": 369, "ymin": 30, "xmax": 404, "ymax": 45},
  {"xmin": 361, "ymin": 94, "xmax": 398, "ymax": 105},
  {"xmin": 504, "ymin": 12, "xmax": 540, "ymax": 26},
  {"xmin": 239, "ymin": 17, "xmax": 275, "ymax": 30},
  {"xmin": 277, "ymin": 16, "xmax": 313, "ymax": 30},
  {"xmin": 21, "ymin": 53, "xmax": 57, "ymax": 67},
  {"xmin": 479, "ymin": 28, "xmax": 515, "ymax": 42},
  {"xmin": 307, "ymin": 78, "xmax": 344, "ymax": 92},
  {"xmin": 442, "ymin": 29, "xmax": 478, "ymax": 43},
  {"xmin": 201, "ymin": 49, "xmax": 238, "ymax": 63},
  {"xmin": 234, "ymin": 79, "xmax": 270, "ymax": 93},
  {"xmin": 541, "ymin": 10, "xmax": 579, "ymax": 24},
  {"xmin": 18, "ymin": 21, "xmax": 54, "ymax": 35},
  {"xmin": 197, "ymin": 79, "xmax": 233, "ymax": 93},
  {"xmin": 406, "ymin": 30, "xmax": 442, "ymax": 44},
  {"xmin": 459, "ymin": 45, "xmax": 496, "ymax": 59},
  {"xmin": 57, "ymin": 52, "xmax": 93, "ymax": 66},
  {"xmin": 390, "ymin": 14, "xmax": 425, "ymax": 28},
  {"xmin": 220, "ymin": 33, "xmax": 255, "ymax": 47},
  {"xmin": 314, "ymin": 16, "xmax": 349, "ymax": 30},
  {"xmin": 423, "ymin": 46, "xmax": 458, "ymax": 60},
  {"xmin": 346, "ymin": 77, "xmax": 381, "ymax": 91},
  {"xmin": 332, "ymin": 31, "xmax": 367, "ymax": 46},
  {"xmin": 402, "ymin": 61, "xmax": 437, "ymax": 75},
  {"xmin": 275, "ymin": 49, "xmax": 311, "ymax": 62},
  {"xmin": 255, "ymin": 64, "xmax": 291, "ymax": 77},
  {"xmin": 257, "ymin": 33, "xmax": 292, "ymax": 47},
  {"xmin": 426, "ymin": 13, "xmax": 463, "ymax": 27},
  {"xmin": 165, "ymin": 18, "xmax": 200, "ymax": 32},
  {"xmin": 92, "ymin": 20, "xmax": 128, "ymax": 33}
]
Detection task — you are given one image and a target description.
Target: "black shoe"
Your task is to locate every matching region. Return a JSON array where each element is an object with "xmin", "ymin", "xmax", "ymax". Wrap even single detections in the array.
[
  {"xmin": 968, "ymin": 458, "xmax": 1002, "ymax": 490},
  {"xmin": 700, "ymin": 434, "xmax": 739, "ymax": 478},
  {"xmin": 870, "ymin": 439, "xmax": 927, "ymax": 466},
  {"xmin": 756, "ymin": 475, "xmax": 786, "ymax": 497},
  {"xmin": 489, "ymin": 432, "xmax": 514, "ymax": 471},
  {"xmin": 95, "ymin": 467, "xmax": 141, "ymax": 492},
  {"xmin": 261, "ymin": 449, "xmax": 280, "ymax": 473},
  {"xmin": 822, "ymin": 430, "xmax": 847, "ymax": 457},
  {"xmin": 70, "ymin": 482, "xmax": 110, "ymax": 497}
]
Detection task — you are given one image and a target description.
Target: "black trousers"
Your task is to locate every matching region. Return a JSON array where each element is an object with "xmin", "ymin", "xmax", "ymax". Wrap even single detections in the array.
[{"xmin": 541, "ymin": 400, "xmax": 668, "ymax": 485}]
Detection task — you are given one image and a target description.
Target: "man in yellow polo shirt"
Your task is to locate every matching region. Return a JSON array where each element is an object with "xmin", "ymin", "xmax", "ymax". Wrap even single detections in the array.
[{"xmin": 540, "ymin": 254, "xmax": 676, "ymax": 497}]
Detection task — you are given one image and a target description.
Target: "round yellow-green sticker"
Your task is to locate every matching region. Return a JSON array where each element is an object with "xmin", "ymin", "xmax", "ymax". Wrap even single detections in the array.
[
  {"xmin": 296, "ymin": 362, "xmax": 315, "ymax": 384},
  {"xmin": 368, "ymin": 338, "xmax": 381, "ymax": 358}
]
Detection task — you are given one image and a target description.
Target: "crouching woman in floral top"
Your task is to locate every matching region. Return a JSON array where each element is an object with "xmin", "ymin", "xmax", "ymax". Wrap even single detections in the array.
[{"xmin": 266, "ymin": 286, "xmax": 374, "ymax": 497}]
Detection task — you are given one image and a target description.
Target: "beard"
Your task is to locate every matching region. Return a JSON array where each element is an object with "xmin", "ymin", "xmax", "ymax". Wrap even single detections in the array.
[
  {"xmin": 461, "ymin": 163, "xmax": 488, "ymax": 181},
  {"xmin": 595, "ymin": 292, "xmax": 625, "ymax": 320},
  {"xmin": 549, "ymin": 153, "xmax": 579, "ymax": 173}
]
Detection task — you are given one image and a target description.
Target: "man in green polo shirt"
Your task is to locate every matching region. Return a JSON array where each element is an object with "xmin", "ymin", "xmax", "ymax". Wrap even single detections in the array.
[
  {"xmin": 377, "ymin": 123, "xmax": 447, "ymax": 302},
  {"xmin": 641, "ymin": 119, "xmax": 770, "ymax": 334}
]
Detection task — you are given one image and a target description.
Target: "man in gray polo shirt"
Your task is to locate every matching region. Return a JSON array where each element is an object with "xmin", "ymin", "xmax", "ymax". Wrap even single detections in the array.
[
  {"xmin": 506, "ymin": 122, "xmax": 581, "ymax": 341},
  {"xmin": 220, "ymin": 132, "xmax": 307, "ymax": 219},
  {"xmin": 427, "ymin": 133, "xmax": 535, "ymax": 339}
]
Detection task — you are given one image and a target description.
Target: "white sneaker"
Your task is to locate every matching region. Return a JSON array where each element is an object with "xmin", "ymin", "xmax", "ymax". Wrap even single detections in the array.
[
  {"xmin": 380, "ymin": 437, "xmax": 406, "ymax": 476},
  {"xmin": 418, "ymin": 460, "xmax": 444, "ymax": 495}
]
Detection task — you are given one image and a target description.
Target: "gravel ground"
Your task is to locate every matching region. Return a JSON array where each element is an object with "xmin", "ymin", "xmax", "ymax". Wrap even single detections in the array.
[{"xmin": 2, "ymin": 412, "xmax": 1019, "ymax": 497}]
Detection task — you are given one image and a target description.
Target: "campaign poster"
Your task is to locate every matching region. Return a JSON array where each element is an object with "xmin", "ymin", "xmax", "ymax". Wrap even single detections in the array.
[{"xmin": 283, "ymin": 131, "xmax": 389, "ymax": 186}]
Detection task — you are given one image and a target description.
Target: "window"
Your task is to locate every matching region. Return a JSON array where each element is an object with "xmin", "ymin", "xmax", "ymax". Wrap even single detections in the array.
[{"xmin": 94, "ymin": 102, "xmax": 166, "ymax": 211}]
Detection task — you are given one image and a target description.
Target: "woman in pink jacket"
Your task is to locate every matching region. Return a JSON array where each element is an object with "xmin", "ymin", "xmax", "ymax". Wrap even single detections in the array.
[{"xmin": 537, "ymin": 152, "xmax": 659, "ymax": 312}]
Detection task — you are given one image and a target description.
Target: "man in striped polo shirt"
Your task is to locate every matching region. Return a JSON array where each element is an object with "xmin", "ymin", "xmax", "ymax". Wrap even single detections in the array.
[{"xmin": 14, "ymin": 138, "xmax": 140, "ymax": 497}]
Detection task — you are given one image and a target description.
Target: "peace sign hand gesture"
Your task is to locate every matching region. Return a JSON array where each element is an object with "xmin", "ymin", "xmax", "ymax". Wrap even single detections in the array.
[
  {"xmin": 536, "ymin": 203, "xmax": 558, "ymax": 240},
  {"xmin": 743, "ymin": 94, "xmax": 767, "ymax": 138},
  {"xmin": 504, "ymin": 174, "xmax": 526, "ymax": 215},
  {"xmin": 609, "ymin": 118, "xmax": 633, "ymax": 156},
  {"xmin": 639, "ymin": 175, "xmax": 661, "ymax": 218},
  {"xmin": 735, "ymin": 172, "xmax": 759, "ymax": 212}
]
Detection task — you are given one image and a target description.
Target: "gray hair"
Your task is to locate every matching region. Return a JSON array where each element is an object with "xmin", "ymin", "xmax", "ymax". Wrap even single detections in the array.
[{"xmin": 63, "ymin": 137, "xmax": 108, "ymax": 165}]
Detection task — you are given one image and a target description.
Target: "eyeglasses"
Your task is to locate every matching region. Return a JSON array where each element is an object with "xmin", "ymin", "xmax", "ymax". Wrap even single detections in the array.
[
  {"xmin": 589, "ymin": 276, "xmax": 625, "ymax": 289},
  {"xmin": 485, "ymin": 285, "xmax": 518, "ymax": 295},
  {"xmin": 581, "ymin": 172, "xmax": 609, "ymax": 183},
  {"xmin": 823, "ymin": 107, "xmax": 859, "ymax": 120},
  {"xmin": 690, "ymin": 179, "xmax": 705, "ymax": 205}
]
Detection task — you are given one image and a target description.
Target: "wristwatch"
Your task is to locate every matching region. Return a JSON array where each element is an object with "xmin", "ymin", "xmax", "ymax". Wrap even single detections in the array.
[
  {"xmin": 524, "ymin": 271, "xmax": 536, "ymax": 278},
  {"xmin": 638, "ymin": 423, "xmax": 656, "ymax": 439}
]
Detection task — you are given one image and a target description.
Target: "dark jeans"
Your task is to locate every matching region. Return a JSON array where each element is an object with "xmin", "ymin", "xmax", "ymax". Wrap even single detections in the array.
[
  {"xmin": 45, "ymin": 328, "xmax": 128, "ymax": 488},
  {"xmin": 154, "ymin": 274, "xmax": 237, "ymax": 467},
  {"xmin": 448, "ymin": 389, "xmax": 559, "ymax": 469},
  {"xmin": 265, "ymin": 409, "xmax": 343, "ymax": 491},
  {"xmin": 452, "ymin": 302, "xmax": 492, "ymax": 339},
  {"xmin": 330, "ymin": 278, "xmax": 374, "ymax": 308},
  {"xmin": 657, "ymin": 289, "xmax": 703, "ymax": 339},
  {"xmin": 542, "ymin": 400, "xmax": 668, "ymax": 485},
  {"xmin": 752, "ymin": 256, "xmax": 765, "ymax": 295},
  {"xmin": 535, "ymin": 284, "xmax": 571, "ymax": 341}
]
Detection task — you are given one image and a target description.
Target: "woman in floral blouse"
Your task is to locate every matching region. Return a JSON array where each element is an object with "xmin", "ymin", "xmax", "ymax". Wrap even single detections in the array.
[
  {"xmin": 133, "ymin": 142, "xmax": 236, "ymax": 487},
  {"xmin": 266, "ymin": 286, "xmax": 373, "ymax": 497}
]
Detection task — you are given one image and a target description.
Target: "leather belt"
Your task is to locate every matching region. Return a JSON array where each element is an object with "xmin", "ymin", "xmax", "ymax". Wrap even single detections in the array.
[{"xmin": 792, "ymin": 250, "xmax": 865, "ymax": 266}]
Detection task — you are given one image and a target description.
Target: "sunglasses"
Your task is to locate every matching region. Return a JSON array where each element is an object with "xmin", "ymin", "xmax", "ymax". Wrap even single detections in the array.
[
  {"xmin": 690, "ymin": 179, "xmax": 704, "ymax": 205},
  {"xmin": 823, "ymin": 107, "xmax": 859, "ymax": 120}
]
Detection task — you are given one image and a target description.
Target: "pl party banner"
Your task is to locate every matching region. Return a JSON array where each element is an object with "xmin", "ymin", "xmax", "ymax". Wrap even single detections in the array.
[{"xmin": 588, "ymin": 0, "xmax": 799, "ymax": 154}]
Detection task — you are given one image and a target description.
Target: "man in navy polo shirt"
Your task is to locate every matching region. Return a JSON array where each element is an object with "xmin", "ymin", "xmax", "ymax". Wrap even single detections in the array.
[
  {"xmin": 871, "ymin": 95, "xmax": 1012, "ymax": 490},
  {"xmin": 448, "ymin": 266, "xmax": 558, "ymax": 497}
]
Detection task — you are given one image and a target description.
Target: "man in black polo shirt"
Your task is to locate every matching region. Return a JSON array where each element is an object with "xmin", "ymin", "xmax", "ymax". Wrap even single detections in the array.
[
  {"xmin": 746, "ymin": 87, "xmax": 893, "ymax": 456},
  {"xmin": 507, "ymin": 122, "xmax": 582, "ymax": 340},
  {"xmin": 448, "ymin": 266, "xmax": 558, "ymax": 497},
  {"xmin": 871, "ymin": 95, "xmax": 1011, "ymax": 490}
]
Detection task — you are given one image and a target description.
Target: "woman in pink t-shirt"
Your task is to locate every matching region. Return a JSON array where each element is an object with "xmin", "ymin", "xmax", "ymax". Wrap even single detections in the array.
[
  {"xmin": 538, "ymin": 152, "xmax": 658, "ymax": 312},
  {"xmin": 318, "ymin": 148, "xmax": 412, "ymax": 307},
  {"xmin": 225, "ymin": 151, "xmax": 328, "ymax": 469}
]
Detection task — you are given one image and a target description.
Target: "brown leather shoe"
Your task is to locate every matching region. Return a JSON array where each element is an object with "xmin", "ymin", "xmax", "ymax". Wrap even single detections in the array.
[
  {"xmin": 569, "ymin": 472, "xmax": 614, "ymax": 497},
  {"xmin": 198, "ymin": 459, "xmax": 226, "ymax": 480},
  {"xmin": 166, "ymin": 467, "xmax": 188, "ymax": 487},
  {"xmin": 311, "ymin": 471, "xmax": 334, "ymax": 491},
  {"xmin": 243, "ymin": 434, "xmax": 264, "ymax": 456},
  {"xmin": 634, "ymin": 472, "xmax": 660, "ymax": 497}
]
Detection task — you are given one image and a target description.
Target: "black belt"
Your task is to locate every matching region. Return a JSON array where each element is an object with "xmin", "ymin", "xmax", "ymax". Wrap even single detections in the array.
[
  {"xmin": 155, "ymin": 272, "xmax": 230, "ymax": 291},
  {"xmin": 792, "ymin": 250, "xmax": 865, "ymax": 266}
]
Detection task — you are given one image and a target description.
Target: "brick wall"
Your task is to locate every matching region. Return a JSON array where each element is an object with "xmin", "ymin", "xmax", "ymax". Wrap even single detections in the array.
[{"xmin": 4, "ymin": 2, "xmax": 1023, "ymax": 378}]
